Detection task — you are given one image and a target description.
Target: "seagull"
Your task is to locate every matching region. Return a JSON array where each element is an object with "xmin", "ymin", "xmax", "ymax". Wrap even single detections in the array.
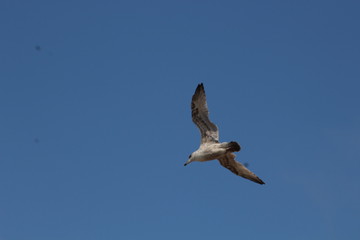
[{"xmin": 184, "ymin": 83, "xmax": 265, "ymax": 185}]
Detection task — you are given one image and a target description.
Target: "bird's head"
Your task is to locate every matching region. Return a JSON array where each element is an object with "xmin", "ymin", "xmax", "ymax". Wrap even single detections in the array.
[{"xmin": 184, "ymin": 153, "xmax": 194, "ymax": 166}]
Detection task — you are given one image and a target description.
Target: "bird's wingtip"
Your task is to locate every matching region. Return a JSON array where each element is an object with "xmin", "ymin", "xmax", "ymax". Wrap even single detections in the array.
[
  {"xmin": 257, "ymin": 178, "xmax": 265, "ymax": 185},
  {"xmin": 193, "ymin": 83, "xmax": 205, "ymax": 96}
]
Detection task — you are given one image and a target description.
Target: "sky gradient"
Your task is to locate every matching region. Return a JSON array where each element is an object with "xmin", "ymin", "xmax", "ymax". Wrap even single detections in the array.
[{"xmin": 1, "ymin": 0, "xmax": 360, "ymax": 239}]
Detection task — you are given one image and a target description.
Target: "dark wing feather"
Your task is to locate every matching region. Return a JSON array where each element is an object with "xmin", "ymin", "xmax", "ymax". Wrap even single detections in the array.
[
  {"xmin": 191, "ymin": 83, "xmax": 219, "ymax": 144},
  {"xmin": 218, "ymin": 153, "xmax": 265, "ymax": 184}
]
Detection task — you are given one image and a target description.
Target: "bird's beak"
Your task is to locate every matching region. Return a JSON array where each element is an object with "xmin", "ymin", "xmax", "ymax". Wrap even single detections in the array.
[{"xmin": 184, "ymin": 159, "xmax": 192, "ymax": 166}]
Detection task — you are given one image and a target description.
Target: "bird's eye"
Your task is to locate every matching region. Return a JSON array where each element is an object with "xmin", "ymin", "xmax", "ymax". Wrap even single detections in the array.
[{"xmin": 188, "ymin": 154, "xmax": 192, "ymax": 158}]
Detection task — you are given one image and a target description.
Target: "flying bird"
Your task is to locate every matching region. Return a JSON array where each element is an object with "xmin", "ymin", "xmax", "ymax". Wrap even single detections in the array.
[{"xmin": 184, "ymin": 83, "xmax": 265, "ymax": 185}]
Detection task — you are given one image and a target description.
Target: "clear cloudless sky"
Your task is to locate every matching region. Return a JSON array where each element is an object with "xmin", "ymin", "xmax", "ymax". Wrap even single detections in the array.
[{"xmin": 1, "ymin": 0, "xmax": 359, "ymax": 239}]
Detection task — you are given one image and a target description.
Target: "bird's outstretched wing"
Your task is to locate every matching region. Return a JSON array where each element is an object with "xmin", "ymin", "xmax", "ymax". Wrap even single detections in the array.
[
  {"xmin": 191, "ymin": 83, "xmax": 219, "ymax": 144},
  {"xmin": 218, "ymin": 153, "xmax": 265, "ymax": 184}
]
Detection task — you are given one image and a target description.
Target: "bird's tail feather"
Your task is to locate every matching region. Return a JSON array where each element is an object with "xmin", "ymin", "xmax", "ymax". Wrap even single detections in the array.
[{"xmin": 227, "ymin": 141, "xmax": 241, "ymax": 152}]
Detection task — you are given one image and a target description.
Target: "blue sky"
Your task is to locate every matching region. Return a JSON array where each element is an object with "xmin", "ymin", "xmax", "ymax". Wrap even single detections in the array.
[{"xmin": 1, "ymin": 0, "xmax": 360, "ymax": 239}]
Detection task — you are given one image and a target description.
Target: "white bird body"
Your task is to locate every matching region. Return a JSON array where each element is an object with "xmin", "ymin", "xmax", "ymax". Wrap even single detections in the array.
[
  {"xmin": 189, "ymin": 143, "xmax": 229, "ymax": 162},
  {"xmin": 185, "ymin": 83, "xmax": 265, "ymax": 185}
]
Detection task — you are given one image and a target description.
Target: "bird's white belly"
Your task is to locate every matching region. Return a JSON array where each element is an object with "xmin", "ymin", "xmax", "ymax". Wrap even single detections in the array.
[{"xmin": 198, "ymin": 145, "xmax": 227, "ymax": 161}]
